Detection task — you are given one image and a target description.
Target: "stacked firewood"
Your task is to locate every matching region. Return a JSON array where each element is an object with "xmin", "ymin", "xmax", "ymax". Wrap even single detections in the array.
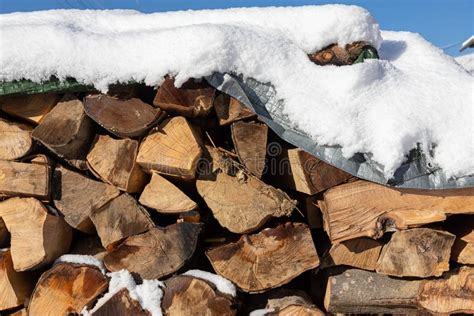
[{"xmin": 1, "ymin": 54, "xmax": 473, "ymax": 315}]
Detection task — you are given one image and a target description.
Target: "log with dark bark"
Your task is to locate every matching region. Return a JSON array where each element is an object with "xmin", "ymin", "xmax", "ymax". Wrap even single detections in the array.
[
  {"xmin": 28, "ymin": 262, "xmax": 108, "ymax": 315},
  {"xmin": 153, "ymin": 78, "xmax": 215, "ymax": 118},
  {"xmin": 206, "ymin": 222, "xmax": 319, "ymax": 293},
  {"xmin": 104, "ymin": 222, "xmax": 203, "ymax": 279},
  {"xmin": 197, "ymin": 146, "xmax": 295, "ymax": 233},
  {"xmin": 53, "ymin": 166, "xmax": 120, "ymax": 233},
  {"xmin": 0, "ymin": 160, "xmax": 50, "ymax": 200},
  {"xmin": 231, "ymin": 120, "xmax": 268, "ymax": 178},
  {"xmin": 0, "ymin": 120, "xmax": 32, "ymax": 160},
  {"xmin": 322, "ymin": 237, "xmax": 382, "ymax": 271},
  {"xmin": 0, "ymin": 93, "xmax": 60, "ymax": 124},
  {"xmin": 137, "ymin": 116, "xmax": 203, "ymax": 179},
  {"xmin": 87, "ymin": 135, "xmax": 147, "ymax": 193},
  {"xmin": 90, "ymin": 193, "xmax": 155, "ymax": 249},
  {"xmin": 319, "ymin": 180, "xmax": 474, "ymax": 243},
  {"xmin": 213, "ymin": 93, "xmax": 255, "ymax": 125},
  {"xmin": 85, "ymin": 94, "xmax": 161, "ymax": 138},
  {"xmin": 0, "ymin": 197, "xmax": 72, "ymax": 271},
  {"xmin": 162, "ymin": 275, "xmax": 236, "ymax": 316}
]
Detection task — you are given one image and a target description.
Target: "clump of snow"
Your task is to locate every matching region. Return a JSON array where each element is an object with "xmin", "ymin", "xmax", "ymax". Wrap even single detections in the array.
[
  {"xmin": 183, "ymin": 269, "xmax": 236, "ymax": 297},
  {"xmin": 55, "ymin": 254, "xmax": 106, "ymax": 274},
  {"xmin": 83, "ymin": 269, "xmax": 164, "ymax": 316},
  {"xmin": 249, "ymin": 308, "xmax": 275, "ymax": 316},
  {"xmin": 456, "ymin": 53, "xmax": 474, "ymax": 75},
  {"xmin": 0, "ymin": 6, "xmax": 472, "ymax": 178}
]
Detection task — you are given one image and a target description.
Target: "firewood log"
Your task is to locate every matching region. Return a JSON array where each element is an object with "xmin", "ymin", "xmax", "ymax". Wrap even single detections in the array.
[
  {"xmin": 196, "ymin": 146, "xmax": 295, "ymax": 233},
  {"xmin": 139, "ymin": 172, "xmax": 197, "ymax": 213},
  {"xmin": 84, "ymin": 94, "xmax": 161, "ymax": 138},
  {"xmin": 90, "ymin": 194, "xmax": 155, "ymax": 249},
  {"xmin": 0, "ymin": 93, "xmax": 60, "ymax": 124},
  {"xmin": 446, "ymin": 215, "xmax": 474, "ymax": 264},
  {"xmin": 319, "ymin": 180, "xmax": 474, "ymax": 243},
  {"xmin": 0, "ymin": 198, "xmax": 72, "ymax": 271},
  {"xmin": 0, "ymin": 160, "xmax": 50, "ymax": 200},
  {"xmin": 70, "ymin": 235, "xmax": 107, "ymax": 261},
  {"xmin": 104, "ymin": 222, "xmax": 203, "ymax": 279},
  {"xmin": 53, "ymin": 166, "xmax": 120, "ymax": 233},
  {"xmin": 375, "ymin": 228, "xmax": 455, "ymax": 277},
  {"xmin": 88, "ymin": 288, "xmax": 150, "ymax": 316},
  {"xmin": 28, "ymin": 262, "xmax": 108, "ymax": 315},
  {"xmin": 137, "ymin": 116, "xmax": 202, "ymax": 179},
  {"xmin": 162, "ymin": 275, "xmax": 236, "ymax": 315},
  {"xmin": 153, "ymin": 78, "xmax": 215, "ymax": 118},
  {"xmin": 0, "ymin": 249, "xmax": 36, "ymax": 311},
  {"xmin": 87, "ymin": 135, "xmax": 147, "ymax": 193},
  {"xmin": 322, "ymin": 237, "xmax": 382, "ymax": 271},
  {"xmin": 265, "ymin": 294, "xmax": 325, "ymax": 316},
  {"xmin": 298, "ymin": 195, "xmax": 322, "ymax": 229},
  {"xmin": 206, "ymin": 222, "xmax": 319, "ymax": 293},
  {"xmin": 0, "ymin": 120, "xmax": 33, "ymax": 160},
  {"xmin": 214, "ymin": 93, "xmax": 255, "ymax": 125},
  {"xmin": 31, "ymin": 96, "xmax": 93, "ymax": 159},
  {"xmin": 231, "ymin": 121, "xmax": 268, "ymax": 178}
]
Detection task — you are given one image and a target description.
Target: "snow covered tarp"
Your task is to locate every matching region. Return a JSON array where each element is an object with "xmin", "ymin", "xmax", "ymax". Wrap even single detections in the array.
[{"xmin": 0, "ymin": 5, "xmax": 473, "ymax": 189}]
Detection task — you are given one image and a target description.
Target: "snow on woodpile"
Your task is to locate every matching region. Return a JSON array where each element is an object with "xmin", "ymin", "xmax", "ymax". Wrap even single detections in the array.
[
  {"xmin": 0, "ymin": 5, "xmax": 472, "ymax": 178},
  {"xmin": 55, "ymin": 254, "xmax": 106, "ymax": 274},
  {"xmin": 456, "ymin": 53, "xmax": 474, "ymax": 75},
  {"xmin": 183, "ymin": 269, "xmax": 236, "ymax": 297}
]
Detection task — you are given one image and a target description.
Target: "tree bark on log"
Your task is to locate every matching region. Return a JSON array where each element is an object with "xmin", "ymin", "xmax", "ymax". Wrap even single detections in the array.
[
  {"xmin": 0, "ymin": 93, "xmax": 60, "ymax": 125},
  {"xmin": 319, "ymin": 180, "xmax": 474, "ymax": 243},
  {"xmin": 87, "ymin": 135, "xmax": 147, "ymax": 193},
  {"xmin": 104, "ymin": 222, "xmax": 202, "ymax": 279},
  {"xmin": 323, "ymin": 237, "xmax": 382, "ymax": 271},
  {"xmin": 213, "ymin": 93, "xmax": 255, "ymax": 125},
  {"xmin": 197, "ymin": 146, "xmax": 295, "ymax": 234},
  {"xmin": 0, "ymin": 120, "xmax": 33, "ymax": 161},
  {"xmin": 53, "ymin": 166, "xmax": 120, "ymax": 233},
  {"xmin": 0, "ymin": 197, "xmax": 72, "ymax": 271},
  {"xmin": 207, "ymin": 222, "xmax": 319, "ymax": 293},
  {"xmin": 0, "ymin": 160, "xmax": 50, "ymax": 200}
]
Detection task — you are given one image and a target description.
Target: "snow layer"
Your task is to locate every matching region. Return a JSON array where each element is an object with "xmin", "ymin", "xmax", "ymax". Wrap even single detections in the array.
[
  {"xmin": 456, "ymin": 53, "xmax": 474, "ymax": 75},
  {"xmin": 55, "ymin": 254, "xmax": 106, "ymax": 274},
  {"xmin": 0, "ymin": 6, "xmax": 472, "ymax": 178},
  {"xmin": 183, "ymin": 269, "xmax": 236, "ymax": 297}
]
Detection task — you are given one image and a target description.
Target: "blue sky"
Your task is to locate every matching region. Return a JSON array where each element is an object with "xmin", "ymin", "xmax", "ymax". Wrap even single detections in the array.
[{"xmin": 1, "ymin": 0, "xmax": 472, "ymax": 56}]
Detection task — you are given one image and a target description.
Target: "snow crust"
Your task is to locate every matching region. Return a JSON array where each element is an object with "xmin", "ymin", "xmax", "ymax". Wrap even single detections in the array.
[
  {"xmin": 249, "ymin": 308, "xmax": 275, "ymax": 316},
  {"xmin": 456, "ymin": 53, "xmax": 474, "ymax": 75},
  {"xmin": 55, "ymin": 254, "xmax": 106, "ymax": 274},
  {"xmin": 183, "ymin": 269, "xmax": 236, "ymax": 297},
  {"xmin": 0, "ymin": 6, "xmax": 472, "ymax": 178}
]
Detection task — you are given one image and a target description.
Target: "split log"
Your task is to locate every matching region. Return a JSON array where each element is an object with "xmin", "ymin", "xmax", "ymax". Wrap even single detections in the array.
[
  {"xmin": 323, "ymin": 237, "xmax": 382, "ymax": 271},
  {"xmin": 88, "ymin": 288, "xmax": 150, "ymax": 316},
  {"xmin": 87, "ymin": 135, "xmax": 147, "ymax": 193},
  {"xmin": 206, "ymin": 222, "xmax": 319, "ymax": 293},
  {"xmin": 21, "ymin": 153, "xmax": 51, "ymax": 166},
  {"xmin": 265, "ymin": 294, "xmax": 324, "ymax": 316},
  {"xmin": 104, "ymin": 222, "xmax": 203, "ymax": 279},
  {"xmin": 32, "ymin": 96, "xmax": 93, "ymax": 159},
  {"xmin": 28, "ymin": 262, "xmax": 108, "ymax": 315},
  {"xmin": 0, "ymin": 160, "xmax": 50, "ymax": 199},
  {"xmin": 376, "ymin": 228, "xmax": 455, "ymax": 277},
  {"xmin": 0, "ymin": 198, "xmax": 72, "ymax": 271},
  {"xmin": 178, "ymin": 210, "xmax": 201, "ymax": 223},
  {"xmin": 84, "ymin": 94, "xmax": 161, "ymax": 138},
  {"xmin": 319, "ymin": 180, "xmax": 474, "ymax": 243},
  {"xmin": 0, "ymin": 249, "xmax": 36, "ymax": 311},
  {"xmin": 137, "ymin": 116, "xmax": 202, "ymax": 179},
  {"xmin": 231, "ymin": 121, "xmax": 268, "ymax": 178},
  {"xmin": 446, "ymin": 215, "xmax": 474, "ymax": 264},
  {"xmin": 162, "ymin": 275, "xmax": 236, "ymax": 315},
  {"xmin": 298, "ymin": 195, "xmax": 322, "ymax": 229},
  {"xmin": 0, "ymin": 93, "xmax": 60, "ymax": 124},
  {"xmin": 214, "ymin": 93, "xmax": 255, "ymax": 125},
  {"xmin": 90, "ymin": 194, "xmax": 155, "ymax": 249},
  {"xmin": 153, "ymin": 78, "xmax": 215, "ymax": 118},
  {"xmin": 70, "ymin": 235, "xmax": 107, "ymax": 261},
  {"xmin": 53, "ymin": 166, "xmax": 120, "ymax": 233},
  {"xmin": 139, "ymin": 172, "xmax": 197, "ymax": 213},
  {"xmin": 0, "ymin": 120, "xmax": 32, "ymax": 160}
]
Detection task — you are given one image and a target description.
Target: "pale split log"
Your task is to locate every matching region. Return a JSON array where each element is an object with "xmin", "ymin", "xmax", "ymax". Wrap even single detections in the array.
[
  {"xmin": 84, "ymin": 94, "xmax": 161, "ymax": 138},
  {"xmin": 89, "ymin": 288, "xmax": 150, "ymax": 316},
  {"xmin": 153, "ymin": 78, "xmax": 215, "ymax": 118},
  {"xmin": 31, "ymin": 96, "xmax": 93, "ymax": 159},
  {"xmin": 319, "ymin": 180, "xmax": 474, "ymax": 243},
  {"xmin": 0, "ymin": 160, "xmax": 50, "ymax": 200},
  {"xmin": 104, "ymin": 222, "xmax": 203, "ymax": 279},
  {"xmin": 375, "ymin": 228, "xmax": 455, "ymax": 277},
  {"xmin": 162, "ymin": 275, "xmax": 236, "ymax": 316},
  {"xmin": 206, "ymin": 222, "xmax": 319, "ymax": 293},
  {"xmin": 28, "ymin": 262, "xmax": 108, "ymax": 315},
  {"xmin": 231, "ymin": 120, "xmax": 268, "ymax": 178},
  {"xmin": 53, "ymin": 166, "xmax": 120, "ymax": 233},
  {"xmin": 322, "ymin": 237, "xmax": 382, "ymax": 271},
  {"xmin": 0, "ymin": 249, "xmax": 36, "ymax": 311},
  {"xmin": 137, "ymin": 116, "xmax": 203, "ymax": 179},
  {"xmin": 0, "ymin": 120, "xmax": 33, "ymax": 160},
  {"xmin": 265, "ymin": 294, "xmax": 324, "ymax": 316},
  {"xmin": 139, "ymin": 172, "xmax": 197, "ymax": 214},
  {"xmin": 214, "ymin": 93, "xmax": 255, "ymax": 125},
  {"xmin": 446, "ymin": 215, "xmax": 474, "ymax": 264},
  {"xmin": 87, "ymin": 135, "xmax": 147, "ymax": 193},
  {"xmin": 90, "ymin": 194, "xmax": 155, "ymax": 249},
  {"xmin": 196, "ymin": 146, "xmax": 295, "ymax": 234},
  {"xmin": 0, "ymin": 93, "xmax": 60, "ymax": 124},
  {"xmin": 0, "ymin": 197, "xmax": 72, "ymax": 271}
]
